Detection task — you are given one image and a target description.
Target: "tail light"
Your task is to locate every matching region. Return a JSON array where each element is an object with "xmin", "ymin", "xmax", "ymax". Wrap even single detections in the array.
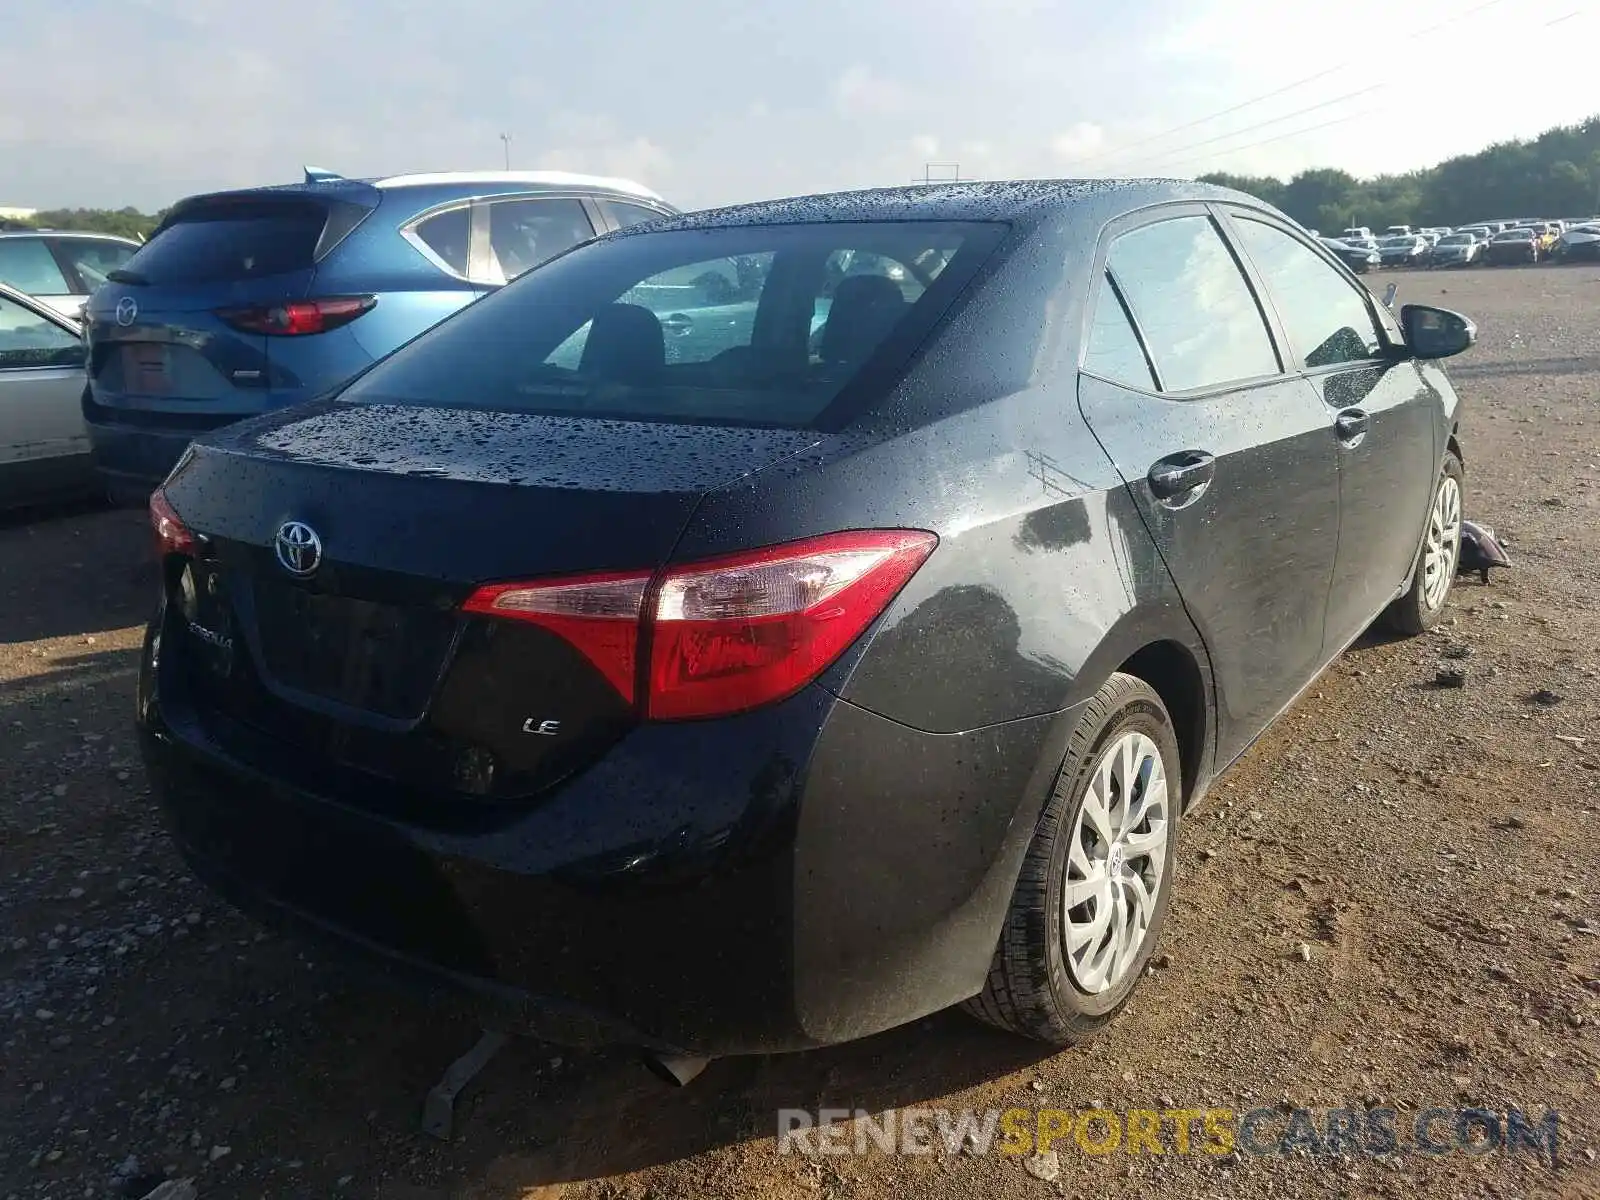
[
  {"xmin": 463, "ymin": 530, "xmax": 937, "ymax": 720},
  {"xmin": 215, "ymin": 295, "xmax": 376, "ymax": 336},
  {"xmin": 149, "ymin": 487, "xmax": 195, "ymax": 558}
]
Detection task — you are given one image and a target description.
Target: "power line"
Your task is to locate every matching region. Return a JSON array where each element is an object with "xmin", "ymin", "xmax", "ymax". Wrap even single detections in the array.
[
  {"xmin": 1154, "ymin": 107, "xmax": 1391, "ymax": 175},
  {"xmin": 1111, "ymin": 84, "xmax": 1385, "ymax": 174},
  {"xmin": 1081, "ymin": 0, "xmax": 1514, "ymax": 164}
]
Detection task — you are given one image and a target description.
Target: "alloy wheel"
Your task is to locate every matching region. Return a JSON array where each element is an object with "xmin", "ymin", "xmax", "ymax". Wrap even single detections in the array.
[
  {"xmin": 1061, "ymin": 731, "xmax": 1171, "ymax": 993},
  {"xmin": 1422, "ymin": 473, "xmax": 1462, "ymax": 611}
]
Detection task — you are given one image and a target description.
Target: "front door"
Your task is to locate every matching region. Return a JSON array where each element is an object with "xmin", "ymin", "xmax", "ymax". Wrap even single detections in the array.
[
  {"xmin": 1224, "ymin": 211, "xmax": 1441, "ymax": 649},
  {"xmin": 1076, "ymin": 209, "xmax": 1341, "ymax": 765},
  {"xmin": 0, "ymin": 292, "xmax": 89, "ymax": 499}
]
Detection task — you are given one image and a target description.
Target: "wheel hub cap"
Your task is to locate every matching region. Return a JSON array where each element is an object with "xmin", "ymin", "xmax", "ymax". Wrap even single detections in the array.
[{"xmin": 1061, "ymin": 730, "xmax": 1171, "ymax": 994}]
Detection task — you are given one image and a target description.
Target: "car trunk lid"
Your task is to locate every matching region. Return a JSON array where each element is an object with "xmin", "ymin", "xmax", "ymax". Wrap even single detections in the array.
[{"xmin": 159, "ymin": 400, "xmax": 819, "ymax": 801}]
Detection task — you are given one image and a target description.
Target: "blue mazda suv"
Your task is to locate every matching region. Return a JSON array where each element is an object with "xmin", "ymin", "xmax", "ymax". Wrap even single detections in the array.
[{"xmin": 82, "ymin": 170, "xmax": 675, "ymax": 504}]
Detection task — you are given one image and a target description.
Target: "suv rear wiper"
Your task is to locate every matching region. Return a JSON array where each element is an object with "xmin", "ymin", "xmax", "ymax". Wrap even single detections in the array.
[{"xmin": 107, "ymin": 269, "xmax": 148, "ymax": 285}]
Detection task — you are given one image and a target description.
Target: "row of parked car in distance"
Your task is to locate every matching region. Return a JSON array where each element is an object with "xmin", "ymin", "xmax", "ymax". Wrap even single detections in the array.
[{"xmin": 1318, "ymin": 216, "xmax": 1600, "ymax": 271}]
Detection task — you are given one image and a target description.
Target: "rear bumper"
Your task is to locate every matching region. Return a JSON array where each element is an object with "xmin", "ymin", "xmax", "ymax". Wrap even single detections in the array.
[
  {"xmin": 83, "ymin": 414, "xmax": 206, "ymax": 501},
  {"xmin": 137, "ymin": 613, "xmax": 1072, "ymax": 1056}
]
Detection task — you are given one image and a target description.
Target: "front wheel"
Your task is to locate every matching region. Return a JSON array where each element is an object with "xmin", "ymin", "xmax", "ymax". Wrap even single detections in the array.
[
  {"xmin": 964, "ymin": 674, "xmax": 1181, "ymax": 1046},
  {"xmin": 1384, "ymin": 452, "xmax": 1464, "ymax": 635}
]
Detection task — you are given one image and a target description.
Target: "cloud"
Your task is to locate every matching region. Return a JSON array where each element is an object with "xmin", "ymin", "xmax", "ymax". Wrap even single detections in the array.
[
  {"xmin": 1051, "ymin": 122, "xmax": 1106, "ymax": 160},
  {"xmin": 910, "ymin": 134, "xmax": 940, "ymax": 159},
  {"xmin": 832, "ymin": 65, "xmax": 916, "ymax": 117}
]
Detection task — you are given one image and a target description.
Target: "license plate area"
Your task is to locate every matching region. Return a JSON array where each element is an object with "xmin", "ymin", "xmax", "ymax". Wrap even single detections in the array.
[
  {"xmin": 121, "ymin": 344, "xmax": 172, "ymax": 394},
  {"xmin": 251, "ymin": 580, "xmax": 456, "ymax": 719}
]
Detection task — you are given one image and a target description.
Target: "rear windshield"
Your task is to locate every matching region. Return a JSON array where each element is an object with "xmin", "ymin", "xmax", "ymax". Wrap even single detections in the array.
[
  {"xmin": 339, "ymin": 220, "xmax": 1006, "ymax": 430},
  {"xmin": 122, "ymin": 200, "xmax": 327, "ymax": 285}
]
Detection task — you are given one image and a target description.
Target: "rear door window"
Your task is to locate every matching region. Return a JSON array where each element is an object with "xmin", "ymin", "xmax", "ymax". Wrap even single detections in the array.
[
  {"xmin": 1107, "ymin": 215, "xmax": 1280, "ymax": 392},
  {"xmin": 0, "ymin": 238, "xmax": 71, "ymax": 295},
  {"xmin": 124, "ymin": 202, "xmax": 327, "ymax": 284},
  {"xmin": 0, "ymin": 294, "xmax": 81, "ymax": 369},
  {"xmin": 342, "ymin": 220, "xmax": 1005, "ymax": 430},
  {"xmin": 480, "ymin": 198, "xmax": 595, "ymax": 283}
]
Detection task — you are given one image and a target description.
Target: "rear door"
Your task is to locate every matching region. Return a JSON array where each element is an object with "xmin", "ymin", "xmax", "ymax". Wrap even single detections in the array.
[
  {"xmin": 1076, "ymin": 207, "xmax": 1341, "ymax": 764},
  {"xmin": 0, "ymin": 291, "xmax": 88, "ymax": 492},
  {"xmin": 1224, "ymin": 210, "xmax": 1440, "ymax": 649},
  {"xmin": 85, "ymin": 188, "xmax": 377, "ymax": 417}
]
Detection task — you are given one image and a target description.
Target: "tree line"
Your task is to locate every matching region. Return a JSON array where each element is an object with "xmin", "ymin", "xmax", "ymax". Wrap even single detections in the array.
[
  {"xmin": 10, "ymin": 113, "xmax": 1600, "ymax": 244},
  {"xmin": 1200, "ymin": 115, "xmax": 1600, "ymax": 234},
  {"xmin": 4, "ymin": 206, "xmax": 164, "ymax": 241}
]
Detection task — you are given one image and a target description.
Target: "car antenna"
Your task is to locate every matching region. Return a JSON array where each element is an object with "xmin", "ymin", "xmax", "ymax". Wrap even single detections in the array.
[{"xmin": 303, "ymin": 165, "xmax": 344, "ymax": 184}]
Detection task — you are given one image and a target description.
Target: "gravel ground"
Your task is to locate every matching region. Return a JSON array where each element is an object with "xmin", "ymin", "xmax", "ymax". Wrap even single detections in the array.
[{"xmin": 2, "ymin": 265, "xmax": 1597, "ymax": 1200}]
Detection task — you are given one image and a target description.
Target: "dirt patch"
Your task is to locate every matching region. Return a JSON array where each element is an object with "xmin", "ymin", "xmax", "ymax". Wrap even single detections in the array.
[{"xmin": 1, "ymin": 266, "xmax": 1597, "ymax": 1200}]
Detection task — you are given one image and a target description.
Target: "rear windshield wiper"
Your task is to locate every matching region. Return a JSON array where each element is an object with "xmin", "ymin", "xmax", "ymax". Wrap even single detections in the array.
[{"xmin": 107, "ymin": 269, "xmax": 148, "ymax": 285}]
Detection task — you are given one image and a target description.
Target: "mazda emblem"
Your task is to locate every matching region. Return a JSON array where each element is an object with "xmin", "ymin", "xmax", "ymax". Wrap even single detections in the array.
[
  {"xmin": 274, "ymin": 520, "xmax": 323, "ymax": 577},
  {"xmin": 115, "ymin": 297, "xmax": 138, "ymax": 327}
]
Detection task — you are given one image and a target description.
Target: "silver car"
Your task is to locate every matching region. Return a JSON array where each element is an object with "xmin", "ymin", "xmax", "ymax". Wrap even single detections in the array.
[
  {"xmin": 0, "ymin": 281, "xmax": 94, "ymax": 507},
  {"xmin": 0, "ymin": 230, "xmax": 142, "ymax": 318}
]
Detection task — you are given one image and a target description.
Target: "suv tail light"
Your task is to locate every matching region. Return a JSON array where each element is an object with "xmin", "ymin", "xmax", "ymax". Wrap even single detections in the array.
[
  {"xmin": 215, "ymin": 295, "xmax": 376, "ymax": 336},
  {"xmin": 149, "ymin": 487, "xmax": 196, "ymax": 558},
  {"xmin": 463, "ymin": 530, "xmax": 937, "ymax": 720}
]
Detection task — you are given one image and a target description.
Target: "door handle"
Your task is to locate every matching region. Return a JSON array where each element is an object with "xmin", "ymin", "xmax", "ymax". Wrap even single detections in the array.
[
  {"xmin": 1335, "ymin": 409, "xmax": 1369, "ymax": 445},
  {"xmin": 660, "ymin": 312, "xmax": 694, "ymax": 337},
  {"xmin": 1147, "ymin": 450, "xmax": 1215, "ymax": 500}
]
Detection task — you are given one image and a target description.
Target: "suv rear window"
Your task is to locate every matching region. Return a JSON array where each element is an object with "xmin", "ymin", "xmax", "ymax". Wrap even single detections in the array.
[
  {"xmin": 122, "ymin": 201, "xmax": 327, "ymax": 285},
  {"xmin": 341, "ymin": 221, "xmax": 1005, "ymax": 430}
]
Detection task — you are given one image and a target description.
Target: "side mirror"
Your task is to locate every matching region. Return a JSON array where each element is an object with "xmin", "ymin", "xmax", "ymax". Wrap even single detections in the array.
[{"xmin": 1401, "ymin": 304, "xmax": 1476, "ymax": 360}]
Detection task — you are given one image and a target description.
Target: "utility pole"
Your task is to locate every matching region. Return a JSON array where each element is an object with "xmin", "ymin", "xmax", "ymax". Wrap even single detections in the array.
[
  {"xmin": 499, "ymin": 133, "xmax": 513, "ymax": 171},
  {"xmin": 913, "ymin": 161, "xmax": 961, "ymax": 185}
]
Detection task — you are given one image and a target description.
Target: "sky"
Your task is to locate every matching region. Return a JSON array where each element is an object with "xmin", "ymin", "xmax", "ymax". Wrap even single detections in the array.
[{"xmin": 3, "ymin": 0, "xmax": 1597, "ymax": 214}]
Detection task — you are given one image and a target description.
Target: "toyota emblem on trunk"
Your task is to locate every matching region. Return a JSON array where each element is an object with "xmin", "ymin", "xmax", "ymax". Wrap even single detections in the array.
[
  {"xmin": 274, "ymin": 521, "xmax": 322, "ymax": 577},
  {"xmin": 115, "ymin": 297, "xmax": 138, "ymax": 326}
]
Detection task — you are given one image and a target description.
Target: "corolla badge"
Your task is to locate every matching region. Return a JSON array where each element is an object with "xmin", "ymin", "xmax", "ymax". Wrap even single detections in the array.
[
  {"xmin": 274, "ymin": 520, "xmax": 322, "ymax": 577},
  {"xmin": 115, "ymin": 297, "xmax": 138, "ymax": 326}
]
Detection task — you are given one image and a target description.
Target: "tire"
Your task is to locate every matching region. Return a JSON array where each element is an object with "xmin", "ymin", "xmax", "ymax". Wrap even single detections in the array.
[
  {"xmin": 964, "ymin": 673, "xmax": 1181, "ymax": 1046},
  {"xmin": 1383, "ymin": 451, "xmax": 1464, "ymax": 635}
]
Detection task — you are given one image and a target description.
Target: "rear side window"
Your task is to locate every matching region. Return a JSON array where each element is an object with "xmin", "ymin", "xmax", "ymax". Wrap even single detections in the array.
[
  {"xmin": 410, "ymin": 206, "xmax": 470, "ymax": 276},
  {"xmin": 342, "ymin": 221, "xmax": 1005, "ymax": 430},
  {"xmin": 1108, "ymin": 215, "xmax": 1279, "ymax": 392},
  {"xmin": 123, "ymin": 201, "xmax": 327, "ymax": 284},
  {"xmin": 1083, "ymin": 274, "xmax": 1155, "ymax": 389},
  {"xmin": 1232, "ymin": 218, "xmax": 1384, "ymax": 370},
  {"xmin": 52, "ymin": 238, "xmax": 137, "ymax": 290},
  {"xmin": 0, "ymin": 238, "xmax": 70, "ymax": 295}
]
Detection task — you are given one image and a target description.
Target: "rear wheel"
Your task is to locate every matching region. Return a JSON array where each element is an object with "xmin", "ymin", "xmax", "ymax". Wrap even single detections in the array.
[
  {"xmin": 1384, "ymin": 452, "xmax": 1463, "ymax": 635},
  {"xmin": 964, "ymin": 673, "xmax": 1180, "ymax": 1046}
]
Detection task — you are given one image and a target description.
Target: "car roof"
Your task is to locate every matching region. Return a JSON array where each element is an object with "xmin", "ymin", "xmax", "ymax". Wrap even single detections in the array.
[
  {"xmin": 0, "ymin": 229, "xmax": 141, "ymax": 244},
  {"xmin": 369, "ymin": 170, "xmax": 667, "ymax": 203},
  {"xmin": 642, "ymin": 178, "xmax": 1250, "ymax": 232}
]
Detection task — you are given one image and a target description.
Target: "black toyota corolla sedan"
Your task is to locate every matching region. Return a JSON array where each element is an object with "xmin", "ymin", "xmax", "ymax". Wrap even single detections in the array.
[{"xmin": 138, "ymin": 180, "xmax": 1474, "ymax": 1065}]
